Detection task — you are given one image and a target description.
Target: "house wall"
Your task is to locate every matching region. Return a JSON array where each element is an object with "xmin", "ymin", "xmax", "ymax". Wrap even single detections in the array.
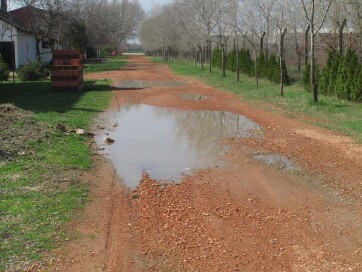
[
  {"xmin": 17, "ymin": 35, "xmax": 54, "ymax": 66},
  {"xmin": 1, "ymin": 18, "xmax": 54, "ymax": 68},
  {"xmin": 39, "ymin": 44, "xmax": 52, "ymax": 64},
  {"xmin": 17, "ymin": 33, "xmax": 36, "ymax": 66},
  {"xmin": 0, "ymin": 20, "xmax": 18, "ymax": 68}
]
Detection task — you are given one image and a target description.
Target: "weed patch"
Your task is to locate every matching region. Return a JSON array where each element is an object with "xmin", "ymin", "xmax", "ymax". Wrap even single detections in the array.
[{"xmin": 0, "ymin": 80, "xmax": 112, "ymax": 270}]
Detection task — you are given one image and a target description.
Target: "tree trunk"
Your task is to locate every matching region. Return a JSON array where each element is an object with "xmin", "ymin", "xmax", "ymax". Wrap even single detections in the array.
[
  {"xmin": 199, "ymin": 46, "xmax": 204, "ymax": 70},
  {"xmin": 311, "ymin": 32, "xmax": 318, "ymax": 103},
  {"xmin": 194, "ymin": 49, "xmax": 197, "ymax": 68},
  {"xmin": 338, "ymin": 19, "xmax": 347, "ymax": 54},
  {"xmin": 260, "ymin": 32, "xmax": 266, "ymax": 55},
  {"xmin": 222, "ymin": 45, "xmax": 226, "ymax": 77},
  {"xmin": 266, "ymin": 21, "xmax": 270, "ymax": 58},
  {"xmin": 254, "ymin": 47, "xmax": 259, "ymax": 86},
  {"xmin": 304, "ymin": 25, "xmax": 310, "ymax": 67},
  {"xmin": 209, "ymin": 40, "xmax": 212, "ymax": 73},
  {"xmin": 236, "ymin": 38, "xmax": 240, "ymax": 82},
  {"xmin": 280, "ymin": 29, "xmax": 287, "ymax": 96},
  {"xmin": 297, "ymin": 53, "xmax": 302, "ymax": 71}
]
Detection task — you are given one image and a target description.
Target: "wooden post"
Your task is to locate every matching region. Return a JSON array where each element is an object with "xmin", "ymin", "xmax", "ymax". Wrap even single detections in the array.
[
  {"xmin": 236, "ymin": 37, "xmax": 240, "ymax": 82},
  {"xmin": 304, "ymin": 25, "xmax": 310, "ymax": 67},
  {"xmin": 260, "ymin": 32, "xmax": 266, "ymax": 55},
  {"xmin": 280, "ymin": 29, "xmax": 287, "ymax": 96},
  {"xmin": 338, "ymin": 19, "xmax": 347, "ymax": 54}
]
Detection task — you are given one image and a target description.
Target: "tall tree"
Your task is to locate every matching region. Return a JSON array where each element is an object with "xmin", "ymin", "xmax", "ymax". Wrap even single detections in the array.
[
  {"xmin": 301, "ymin": 0, "xmax": 333, "ymax": 103},
  {"xmin": 214, "ymin": 0, "xmax": 230, "ymax": 76}
]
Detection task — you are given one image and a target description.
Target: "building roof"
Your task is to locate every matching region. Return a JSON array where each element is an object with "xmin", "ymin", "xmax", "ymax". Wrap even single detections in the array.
[
  {"xmin": 9, "ymin": 6, "xmax": 49, "ymax": 27},
  {"xmin": 0, "ymin": 8, "xmax": 26, "ymax": 31},
  {"xmin": 9, "ymin": 7, "xmax": 33, "ymax": 28}
]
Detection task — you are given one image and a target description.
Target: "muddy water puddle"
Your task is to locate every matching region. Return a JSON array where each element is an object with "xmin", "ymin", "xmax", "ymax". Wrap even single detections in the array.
[
  {"xmin": 253, "ymin": 153, "xmax": 299, "ymax": 171},
  {"xmin": 180, "ymin": 93, "xmax": 208, "ymax": 101},
  {"xmin": 118, "ymin": 80, "xmax": 184, "ymax": 89},
  {"xmin": 96, "ymin": 104, "xmax": 261, "ymax": 188}
]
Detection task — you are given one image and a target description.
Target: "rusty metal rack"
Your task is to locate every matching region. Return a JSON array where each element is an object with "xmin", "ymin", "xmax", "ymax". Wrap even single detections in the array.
[{"xmin": 51, "ymin": 50, "xmax": 83, "ymax": 91}]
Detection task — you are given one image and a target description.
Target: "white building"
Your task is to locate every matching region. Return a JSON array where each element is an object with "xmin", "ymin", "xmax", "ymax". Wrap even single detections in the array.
[{"xmin": 0, "ymin": 1, "xmax": 52, "ymax": 69}]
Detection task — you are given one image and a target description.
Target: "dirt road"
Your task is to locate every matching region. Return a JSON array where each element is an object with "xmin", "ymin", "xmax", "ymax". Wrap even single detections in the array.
[{"xmin": 49, "ymin": 56, "xmax": 362, "ymax": 271}]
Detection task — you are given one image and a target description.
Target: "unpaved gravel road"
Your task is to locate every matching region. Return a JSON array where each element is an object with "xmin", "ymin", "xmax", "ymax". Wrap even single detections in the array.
[{"xmin": 49, "ymin": 56, "xmax": 361, "ymax": 272}]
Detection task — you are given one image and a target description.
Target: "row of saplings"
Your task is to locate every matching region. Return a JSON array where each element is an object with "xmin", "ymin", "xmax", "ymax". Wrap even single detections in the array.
[
  {"xmin": 212, "ymin": 47, "xmax": 362, "ymax": 102},
  {"xmin": 0, "ymin": 57, "xmax": 50, "ymax": 82},
  {"xmin": 212, "ymin": 48, "xmax": 290, "ymax": 85},
  {"xmin": 304, "ymin": 49, "xmax": 362, "ymax": 102}
]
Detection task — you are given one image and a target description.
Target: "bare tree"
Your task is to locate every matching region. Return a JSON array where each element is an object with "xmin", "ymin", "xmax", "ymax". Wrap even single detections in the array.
[
  {"xmin": 272, "ymin": 0, "xmax": 290, "ymax": 96},
  {"xmin": 108, "ymin": 0, "xmax": 144, "ymax": 49},
  {"xmin": 16, "ymin": 0, "xmax": 69, "ymax": 55},
  {"xmin": 214, "ymin": 0, "xmax": 230, "ymax": 77},
  {"xmin": 229, "ymin": 0, "xmax": 249, "ymax": 82},
  {"xmin": 301, "ymin": 0, "xmax": 333, "ymax": 103},
  {"xmin": 348, "ymin": 0, "xmax": 362, "ymax": 57},
  {"xmin": 174, "ymin": 0, "xmax": 218, "ymax": 70},
  {"xmin": 253, "ymin": 0, "xmax": 276, "ymax": 57}
]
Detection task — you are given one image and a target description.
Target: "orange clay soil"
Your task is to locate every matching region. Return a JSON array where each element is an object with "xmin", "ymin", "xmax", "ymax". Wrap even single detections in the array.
[{"xmin": 47, "ymin": 56, "xmax": 361, "ymax": 272}]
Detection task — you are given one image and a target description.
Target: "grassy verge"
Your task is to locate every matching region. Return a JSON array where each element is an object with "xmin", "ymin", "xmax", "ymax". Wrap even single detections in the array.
[
  {"xmin": 0, "ymin": 79, "xmax": 112, "ymax": 270},
  {"xmin": 153, "ymin": 58, "xmax": 362, "ymax": 142},
  {"xmin": 84, "ymin": 55, "xmax": 127, "ymax": 73}
]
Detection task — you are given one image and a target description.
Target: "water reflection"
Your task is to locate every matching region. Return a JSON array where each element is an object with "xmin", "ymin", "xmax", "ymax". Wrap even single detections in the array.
[
  {"xmin": 96, "ymin": 104, "xmax": 261, "ymax": 188},
  {"xmin": 118, "ymin": 80, "xmax": 184, "ymax": 89}
]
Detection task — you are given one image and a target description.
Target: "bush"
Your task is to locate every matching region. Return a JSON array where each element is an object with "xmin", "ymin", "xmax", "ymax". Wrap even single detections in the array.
[
  {"xmin": 100, "ymin": 45, "xmax": 117, "ymax": 57},
  {"xmin": 255, "ymin": 53, "xmax": 290, "ymax": 85},
  {"xmin": 267, "ymin": 54, "xmax": 279, "ymax": 83},
  {"xmin": 239, "ymin": 49, "xmax": 254, "ymax": 76},
  {"xmin": 256, "ymin": 52, "xmax": 267, "ymax": 77},
  {"xmin": 18, "ymin": 59, "xmax": 50, "ymax": 81},
  {"xmin": 212, "ymin": 48, "xmax": 222, "ymax": 68},
  {"xmin": 213, "ymin": 47, "xmax": 291, "ymax": 85},
  {"xmin": 335, "ymin": 49, "xmax": 360, "ymax": 101},
  {"xmin": 226, "ymin": 49, "xmax": 236, "ymax": 72},
  {"xmin": 319, "ymin": 51, "xmax": 338, "ymax": 95},
  {"xmin": 0, "ymin": 57, "xmax": 10, "ymax": 81},
  {"xmin": 354, "ymin": 67, "xmax": 362, "ymax": 101},
  {"xmin": 315, "ymin": 49, "xmax": 362, "ymax": 101}
]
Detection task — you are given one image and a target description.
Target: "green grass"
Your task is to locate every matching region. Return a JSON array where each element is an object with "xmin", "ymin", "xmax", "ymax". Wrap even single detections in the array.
[
  {"xmin": 0, "ymin": 79, "xmax": 113, "ymax": 270},
  {"xmin": 153, "ymin": 58, "xmax": 362, "ymax": 142},
  {"xmin": 84, "ymin": 55, "xmax": 127, "ymax": 73}
]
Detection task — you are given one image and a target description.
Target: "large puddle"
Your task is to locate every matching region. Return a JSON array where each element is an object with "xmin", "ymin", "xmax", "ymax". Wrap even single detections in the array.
[
  {"xmin": 96, "ymin": 104, "xmax": 261, "ymax": 188},
  {"xmin": 118, "ymin": 80, "xmax": 184, "ymax": 89}
]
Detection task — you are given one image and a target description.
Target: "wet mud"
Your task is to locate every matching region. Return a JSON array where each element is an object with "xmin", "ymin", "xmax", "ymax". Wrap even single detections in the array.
[{"xmin": 49, "ymin": 56, "xmax": 362, "ymax": 272}]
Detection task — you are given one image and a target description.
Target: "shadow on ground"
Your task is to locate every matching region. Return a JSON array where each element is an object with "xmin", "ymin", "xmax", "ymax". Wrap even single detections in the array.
[{"xmin": 0, "ymin": 80, "xmax": 111, "ymax": 114}]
